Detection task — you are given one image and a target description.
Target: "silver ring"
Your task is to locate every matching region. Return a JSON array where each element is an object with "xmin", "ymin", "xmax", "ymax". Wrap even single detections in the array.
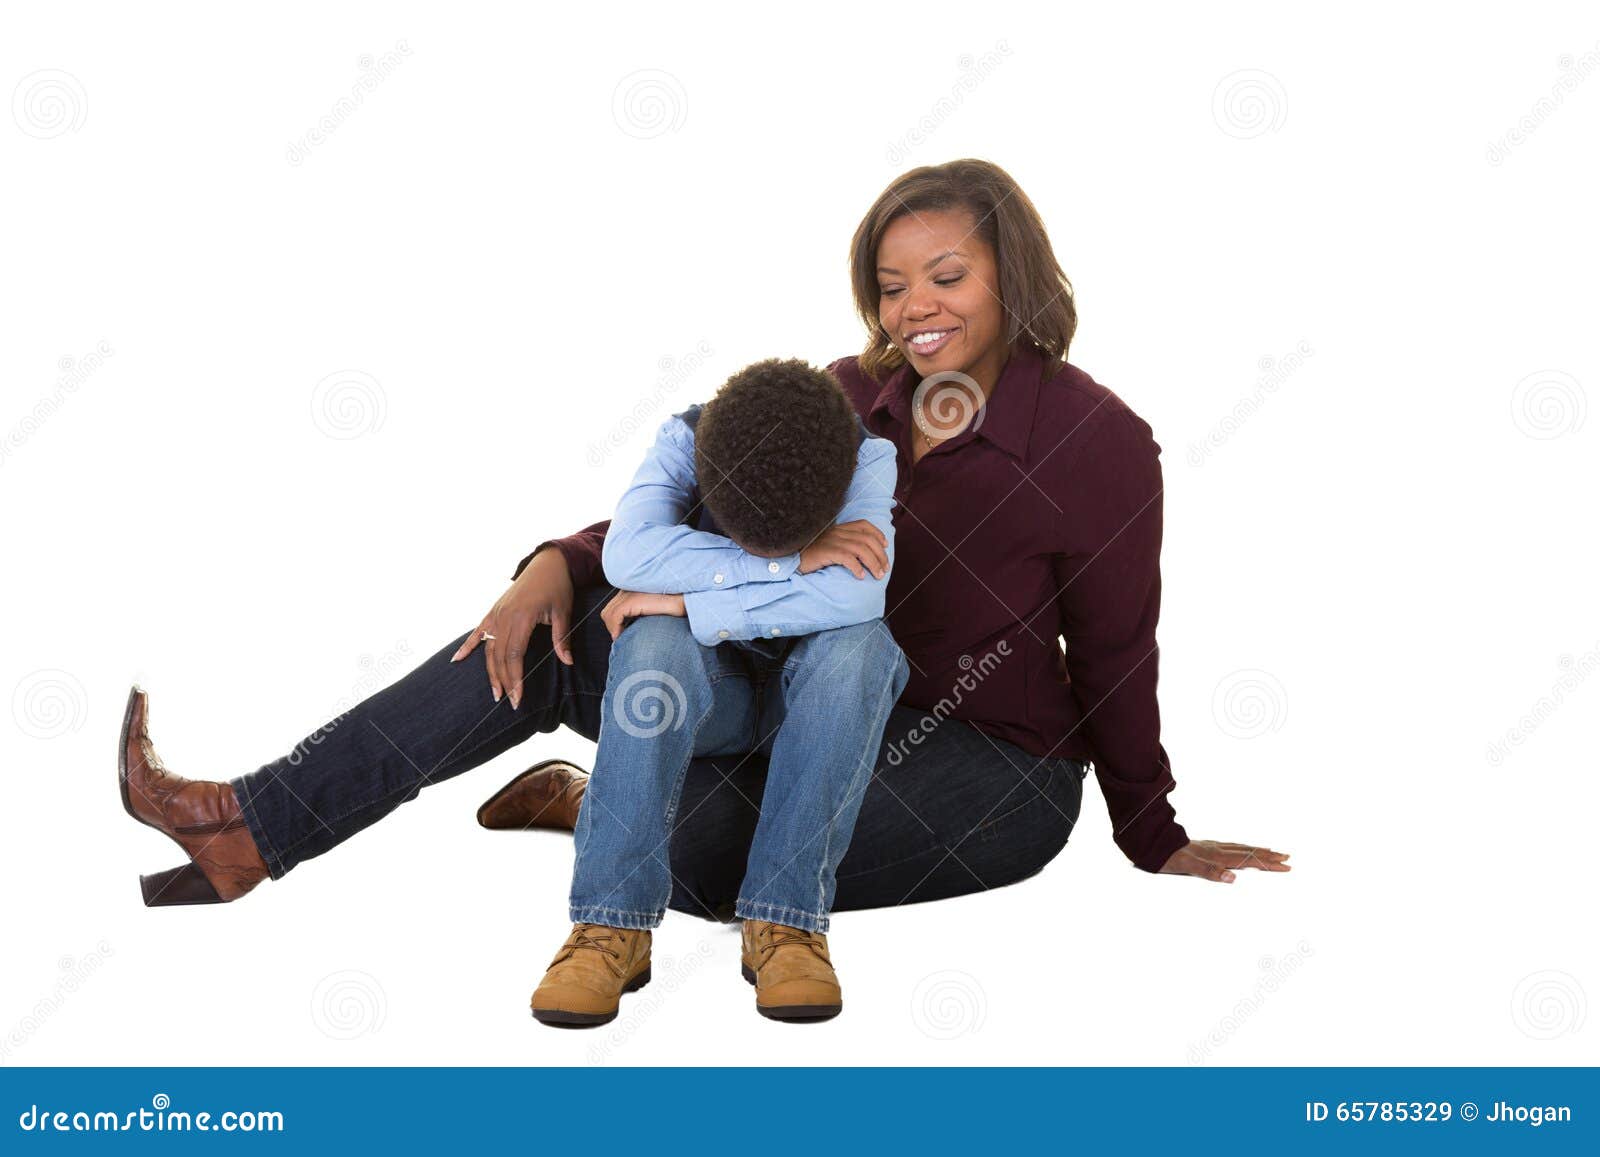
[{"xmin": 480, "ymin": 631, "xmax": 496, "ymax": 642}]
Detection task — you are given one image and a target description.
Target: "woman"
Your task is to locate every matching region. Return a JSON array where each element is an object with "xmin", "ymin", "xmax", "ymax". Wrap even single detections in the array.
[{"xmin": 120, "ymin": 158, "xmax": 1287, "ymax": 916}]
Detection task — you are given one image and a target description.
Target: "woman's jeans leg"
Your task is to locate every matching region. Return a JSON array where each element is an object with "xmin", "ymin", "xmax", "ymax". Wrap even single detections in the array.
[
  {"xmin": 569, "ymin": 616, "xmax": 908, "ymax": 933},
  {"xmin": 228, "ymin": 585, "xmax": 616, "ymax": 878}
]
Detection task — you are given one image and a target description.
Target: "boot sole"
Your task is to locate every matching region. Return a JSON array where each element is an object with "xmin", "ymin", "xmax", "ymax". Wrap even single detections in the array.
[
  {"xmin": 740, "ymin": 962, "xmax": 842, "ymax": 1022},
  {"xmin": 531, "ymin": 965, "xmax": 651, "ymax": 1028},
  {"xmin": 119, "ymin": 685, "xmax": 226, "ymax": 908}
]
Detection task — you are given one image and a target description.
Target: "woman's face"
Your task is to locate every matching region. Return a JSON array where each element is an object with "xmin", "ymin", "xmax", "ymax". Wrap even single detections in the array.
[{"xmin": 875, "ymin": 208, "xmax": 1008, "ymax": 387}]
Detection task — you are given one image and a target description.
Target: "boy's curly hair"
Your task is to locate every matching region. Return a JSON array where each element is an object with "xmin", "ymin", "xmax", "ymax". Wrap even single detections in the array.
[{"xmin": 694, "ymin": 359, "xmax": 859, "ymax": 555}]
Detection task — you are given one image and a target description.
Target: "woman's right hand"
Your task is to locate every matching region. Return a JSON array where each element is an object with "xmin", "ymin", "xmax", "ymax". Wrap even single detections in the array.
[{"xmin": 451, "ymin": 548, "xmax": 576, "ymax": 709}]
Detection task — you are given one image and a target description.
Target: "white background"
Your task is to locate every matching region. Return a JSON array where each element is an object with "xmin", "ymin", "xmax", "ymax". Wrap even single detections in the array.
[{"xmin": 2, "ymin": 1, "xmax": 1596, "ymax": 1067}]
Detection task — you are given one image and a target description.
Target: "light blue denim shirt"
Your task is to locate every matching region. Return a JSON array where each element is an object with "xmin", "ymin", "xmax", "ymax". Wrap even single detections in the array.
[{"xmin": 600, "ymin": 414, "xmax": 899, "ymax": 646}]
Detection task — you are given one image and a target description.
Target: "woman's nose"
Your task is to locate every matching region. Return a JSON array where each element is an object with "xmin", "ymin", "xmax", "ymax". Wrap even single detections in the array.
[{"xmin": 903, "ymin": 284, "xmax": 938, "ymax": 318}]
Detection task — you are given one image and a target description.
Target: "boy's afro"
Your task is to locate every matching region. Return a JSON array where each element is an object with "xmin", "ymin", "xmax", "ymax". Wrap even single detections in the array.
[{"xmin": 695, "ymin": 358, "xmax": 859, "ymax": 555}]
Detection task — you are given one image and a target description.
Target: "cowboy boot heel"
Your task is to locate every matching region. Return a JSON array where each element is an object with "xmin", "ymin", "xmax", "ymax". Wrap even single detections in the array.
[{"xmin": 139, "ymin": 863, "xmax": 224, "ymax": 907}]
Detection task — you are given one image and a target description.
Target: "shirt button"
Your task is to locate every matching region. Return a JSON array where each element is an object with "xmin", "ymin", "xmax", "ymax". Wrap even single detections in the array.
[
  {"xmin": 767, "ymin": 561, "xmax": 780, "ymax": 573},
  {"xmin": 769, "ymin": 627, "xmax": 781, "ymax": 637},
  {"xmin": 713, "ymin": 573, "xmax": 724, "ymax": 584},
  {"xmin": 718, "ymin": 630, "xmax": 730, "ymax": 639}
]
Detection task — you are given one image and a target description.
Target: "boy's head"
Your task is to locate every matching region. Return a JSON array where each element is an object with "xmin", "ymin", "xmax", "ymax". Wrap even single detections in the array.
[{"xmin": 695, "ymin": 358, "xmax": 858, "ymax": 556}]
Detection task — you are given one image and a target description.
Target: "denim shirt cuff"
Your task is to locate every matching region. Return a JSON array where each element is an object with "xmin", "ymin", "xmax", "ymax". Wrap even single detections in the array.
[{"xmin": 683, "ymin": 588, "xmax": 752, "ymax": 645}]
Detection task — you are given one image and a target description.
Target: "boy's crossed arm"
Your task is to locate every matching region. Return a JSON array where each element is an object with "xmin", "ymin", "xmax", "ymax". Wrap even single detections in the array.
[
  {"xmin": 601, "ymin": 418, "xmax": 804, "ymax": 595},
  {"xmin": 600, "ymin": 417, "xmax": 899, "ymax": 644}
]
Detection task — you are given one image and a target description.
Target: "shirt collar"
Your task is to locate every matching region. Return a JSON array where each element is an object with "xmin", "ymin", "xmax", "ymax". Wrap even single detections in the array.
[{"xmin": 868, "ymin": 342, "xmax": 1048, "ymax": 463}]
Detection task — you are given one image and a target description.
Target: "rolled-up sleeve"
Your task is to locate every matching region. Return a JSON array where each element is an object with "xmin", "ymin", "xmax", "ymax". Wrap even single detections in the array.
[{"xmin": 511, "ymin": 520, "xmax": 610, "ymax": 588}]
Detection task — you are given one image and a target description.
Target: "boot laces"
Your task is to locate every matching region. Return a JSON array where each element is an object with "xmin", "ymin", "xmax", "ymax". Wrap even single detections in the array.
[
  {"xmin": 762, "ymin": 923, "xmax": 826, "ymax": 962},
  {"xmin": 561, "ymin": 923, "xmax": 628, "ymax": 965}
]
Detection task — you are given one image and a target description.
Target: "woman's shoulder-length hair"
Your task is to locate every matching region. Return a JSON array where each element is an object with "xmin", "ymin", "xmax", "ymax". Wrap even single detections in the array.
[{"xmin": 848, "ymin": 158, "xmax": 1077, "ymax": 382}]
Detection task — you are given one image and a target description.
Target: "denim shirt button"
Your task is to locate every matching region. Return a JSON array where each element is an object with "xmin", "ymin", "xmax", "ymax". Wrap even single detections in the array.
[
  {"xmin": 713, "ymin": 573, "xmax": 724, "ymax": 584},
  {"xmin": 767, "ymin": 561, "xmax": 780, "ymax": 573},
  {"xmin": 769, "ymin": 627, "xmax": 781, "ymax": 636}
]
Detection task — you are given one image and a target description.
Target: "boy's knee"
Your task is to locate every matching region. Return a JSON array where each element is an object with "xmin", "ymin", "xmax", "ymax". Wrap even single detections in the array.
[
  {"xmin": 798, "ymin": 620, "xmax": 907, "ymax": 690},
  {"xmin": 608, "ymin": 613, "xmax": 701, "ymax": 675}
]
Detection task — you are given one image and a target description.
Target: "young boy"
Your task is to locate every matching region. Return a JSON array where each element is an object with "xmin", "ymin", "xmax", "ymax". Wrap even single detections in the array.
[{"xmin": 531, "ymin": 358, "xmax": 908, "ymax": 1026}]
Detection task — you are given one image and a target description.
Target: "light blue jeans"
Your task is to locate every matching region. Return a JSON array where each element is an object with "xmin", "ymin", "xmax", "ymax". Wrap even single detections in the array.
[{"xmin": 569, "ymin": 614, "xmax": 910, "ymax": 934}]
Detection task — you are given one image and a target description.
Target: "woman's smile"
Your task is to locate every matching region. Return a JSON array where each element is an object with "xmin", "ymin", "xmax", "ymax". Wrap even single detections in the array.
[{"xmin": 903, "ymin": 325, "xmax": 960, "ymax": 360}]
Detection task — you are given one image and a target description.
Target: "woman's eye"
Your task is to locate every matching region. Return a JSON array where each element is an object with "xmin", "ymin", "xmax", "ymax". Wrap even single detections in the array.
[
  {"xmin": 880, "ymin": 286, "xmax": 905, "ymax": 298},
  {"xmin": 934, "ymin": 274, "xmax": 963, "ymax": 287}
]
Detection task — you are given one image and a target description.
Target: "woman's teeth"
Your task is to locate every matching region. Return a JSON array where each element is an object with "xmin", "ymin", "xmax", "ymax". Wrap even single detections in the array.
[{"xmin": 908, "ymin": 329, "xmax": 955, "ymax": 354}]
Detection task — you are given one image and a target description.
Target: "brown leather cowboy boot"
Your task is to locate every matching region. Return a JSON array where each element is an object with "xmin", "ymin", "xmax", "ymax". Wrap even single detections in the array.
[
  {"xmin": 119, "ymin": 685, "xmax": 270, "ymax": 906},
  {"xmin": 530, "ymin": 923, "xmax": 652, "ymax": 1027},
  {"xmin": 475, "ymin": 760, "xmax": 587, "ymax": 831},
  {"xmin": 740, "ymin": 920, "xmax": 844, "ymax": 1022}
]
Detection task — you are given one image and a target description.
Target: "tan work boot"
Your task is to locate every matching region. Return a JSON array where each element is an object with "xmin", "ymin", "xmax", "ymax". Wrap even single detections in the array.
[
  {"xmin": 740, "ymin": 920, "xmax": 843, "ymax": 1022},
  {"xmin": 530, "ymin": 923, "xmax": 652, "ymax": 1027}
]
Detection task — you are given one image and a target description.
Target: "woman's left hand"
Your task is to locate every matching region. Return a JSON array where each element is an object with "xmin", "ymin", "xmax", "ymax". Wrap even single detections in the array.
[{"xmin": 1158, "ymin": 840, "xmax": 1291, "ymax": 883}]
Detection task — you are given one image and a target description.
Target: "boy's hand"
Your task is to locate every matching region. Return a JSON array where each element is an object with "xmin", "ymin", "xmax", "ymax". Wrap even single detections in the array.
[
  {"xmin": 798, "ymin": 520, "xmax": 888, "ymax": 580},
  {"xmin": 602, "ymin": 589, "xmax": 687, "ymax": 640}
]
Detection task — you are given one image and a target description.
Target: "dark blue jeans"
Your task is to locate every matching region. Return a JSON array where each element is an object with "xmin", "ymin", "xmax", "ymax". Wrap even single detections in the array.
[{"xmin": 230, "ymin": 586, "xmax": 1086, "ymax": 919}]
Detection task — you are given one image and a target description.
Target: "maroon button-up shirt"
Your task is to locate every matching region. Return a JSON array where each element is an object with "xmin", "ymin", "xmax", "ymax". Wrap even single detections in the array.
[{"xmin": 519, "ymin": 344, "xmax": 1189, "ymax": 872}]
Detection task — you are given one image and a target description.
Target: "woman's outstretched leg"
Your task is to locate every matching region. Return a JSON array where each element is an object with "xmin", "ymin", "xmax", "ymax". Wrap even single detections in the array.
[{"xmin": 122, "ymin": 583, "xmax": 617, "ymax": 903}]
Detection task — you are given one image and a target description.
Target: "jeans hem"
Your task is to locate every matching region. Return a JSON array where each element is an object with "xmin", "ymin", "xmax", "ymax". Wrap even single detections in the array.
[
  {"xmin": 228, "ymin": 773, "xmax": 288, "ymax": 880},
  {"xmin": 735, "ymin": 899, "xmax": 828, "ymax": 935},
  {"xmin": 569, "ymin": 905, "xmax": 664, "ymax": 930}
]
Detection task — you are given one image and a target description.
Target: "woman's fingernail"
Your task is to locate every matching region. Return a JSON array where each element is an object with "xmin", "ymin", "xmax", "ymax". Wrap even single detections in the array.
[
  {"xmin": 492, "ymin": 688, "xmax": 501, "ymax": 702},
  {"xmin": 1222, "ymin": 870, "xmax": 1235, "ymax": 882}
]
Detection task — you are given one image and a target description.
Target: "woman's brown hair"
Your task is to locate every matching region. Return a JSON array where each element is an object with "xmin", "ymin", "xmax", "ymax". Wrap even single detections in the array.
[{"xmin": 849, "ymin": 158, "xmax": 1077, "ymax": 381}]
